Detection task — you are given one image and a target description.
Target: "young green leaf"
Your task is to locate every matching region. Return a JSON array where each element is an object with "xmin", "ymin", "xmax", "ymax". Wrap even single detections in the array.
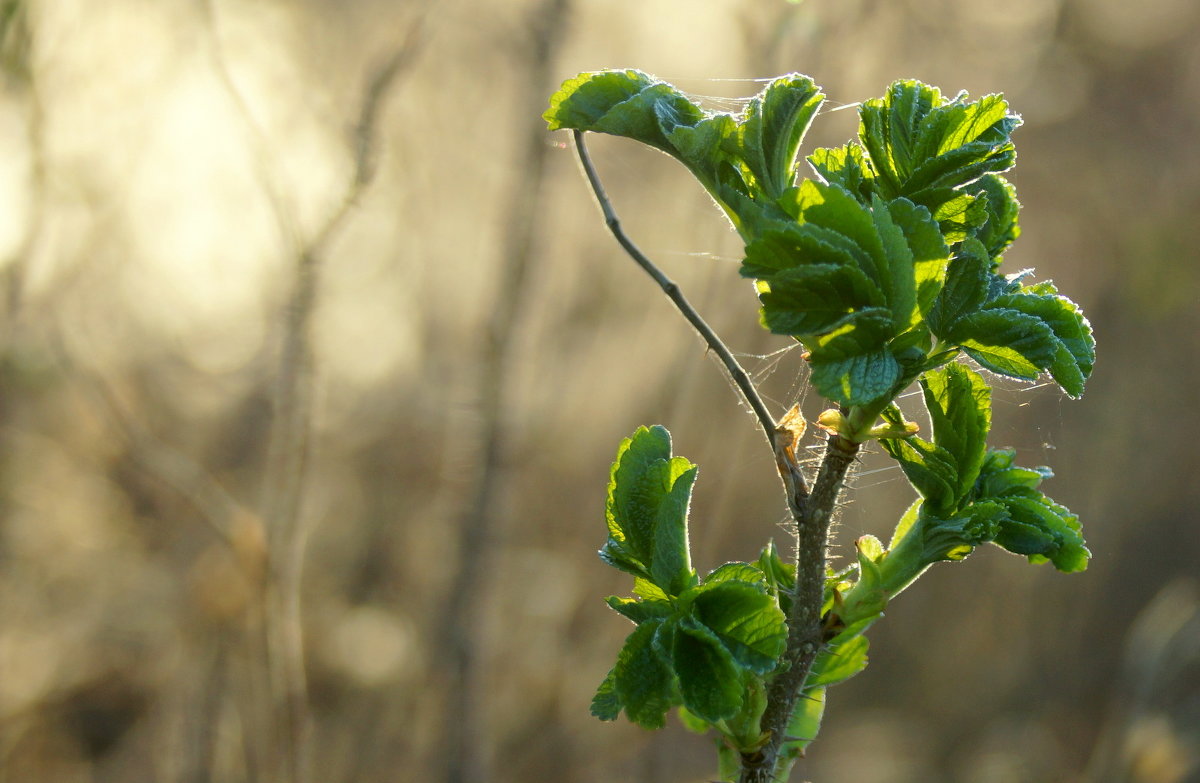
[
  {"xmin": 603, "ymin": 426, "xmax": 698, "ymax": 595},
  {"xmin": 610, "ymin": 620, "xmax": 678, "ymax": 729},
  {"xmin": 739, "ymin": 221, "xmax": 873, "ymax": 279},
  {"xmin": 968, "ymin": 449, "xmax": 1090, "ymax": 572},
  {"xmin": 948, "ymin": 309, "xmax": 1059, "ymax": 381},
  {"xmin": 807, "ymin": 142, "xmax": 875, "ymax": 202},
  {"xmin": 870, "ymin": 192, "xmax": 919, "ymax": 327},
  {"xmin": 777, "ymin": 181, "xmax": 889, "ymax": 287},
  {"xmin": 605, "ymin": 595, "xmax": 675, "ymax": 625},
  {"xmin": 921, "ymin": 363, "xmax": 991, "ymax": 501},
  {"xmin": 879, "ymin": 434, "xmax": 959, "ymax": 513},
  {"xmin": 805, "ymin": 635, "xmax": 869, "ymax": 689},
  {"xmin": 591, "ymin": 668, "xmax": 622, "ymax": 721},
  {"xmin": 688, "ymin": 580, "xmax": 788, "ymax": 674},
  {"xmin": 672, "ymin": 618, "xmax": 744, "ymax": 722},
  {"xmin": 547, "ymin": 70, "xmax": 827, "ymax": 241},
  {"xmin": 651, "ymin": 460, "xmax": 699, "ymax": 595},
  {"xmin": 754, "ymin": 263, "xmax": 885, "ymax": 337},
  {"xmin": 984, "ymin": 288, "xmax": 1095, "ymax": 398},
  {"xmin": 930, "ymin": 190, "xmax": 989, "ymax": 244},
  {"xmin": 781, "ymin": 687, "xmax": 827, "ymax": 760},
  {"xmin": 973, "ymin": 174, "xmax": 1021, "ymax": 261},
  {"xmin": 974, "ymin": 448, "xmax": 1051, "ymax": 497},
  {"xmin": 858, "ymin": 81, "xmax": 1020, "ymax": 212},
  {"xmin": 884, "ymin": 196, "xmax": 951, "ymax": 318},
  {"xmin": 928, "ymin": 238, "xmax": 991, "ymax": 338},
  {"xmin": 807, "ymin": 311, "xmax": 900, "ymax": 406},
  {"xmin": 736, "ymin": 74, "xmax": 825, "ymax": 200},
  {"xmin": 544, "ymin": 70, "xmax": 703, "ymax": 157},
  {"xmin": 703, "ymin": 562, "xmax": 770, "ymax": 588}
]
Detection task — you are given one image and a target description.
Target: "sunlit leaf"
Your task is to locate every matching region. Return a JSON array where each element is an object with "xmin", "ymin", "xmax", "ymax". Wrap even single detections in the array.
[
  {"xmin": 806, "ymin": 635, "xmax": 869, "ymax": 689},
  {"xmin": 672, "ymin": 619, "xmax": 744, "ymax": 722},
  {"xmin": 603, "ymin": 425, "xmax": 698, "ymax": 595},
  {"xmin": 611, "ymin": 620, "xmax": 677, "ymax": 729},
  {"xmin": 949, "ymin": 309, "xmax": 1058, "ymax": 381},
  {"xmin": 689, "ymin": 580, "xmax": 787, "ymax": 673},
  {"xmin": 921, "ymin": 363, "xmax": 991, "ymax": 501}
]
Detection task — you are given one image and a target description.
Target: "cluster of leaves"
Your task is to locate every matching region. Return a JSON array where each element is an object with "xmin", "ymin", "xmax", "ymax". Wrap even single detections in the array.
[
  {"xmin": 546, "ymin": 70, "xmax": 1094, "ymax": 772},
  {"xmin": 838, "ymin": 362, "xmax": 1089, "ymax": 626},
  {"xmin": 593, "ymin": 426, "xmax": 869, "ymax": 759},
  {"xmin": 545, "ymin": 71, "xmax": 1094, "ymax": 413}
]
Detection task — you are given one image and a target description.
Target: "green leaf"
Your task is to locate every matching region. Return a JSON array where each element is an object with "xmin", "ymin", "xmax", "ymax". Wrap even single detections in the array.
[
  {"xmin": 676, "ymin": 706, "xmax": 710, "ymax": 734},
  {"xmin": 777, "ymin": 181, "xmax": 888, "ymax": 284},
  {"xmin": 757, "ymin": 541, "xmax": 795, "ymax": 614},
  {"xmin": 838, "ymin": 535, "xmax": 887, "ymax": 623},
  {"xmin": 650, "ymin": 461, "xmax": 699, "ymax": 595},
  {"xmin": 858, "ymin": 81, "xmax": 1020, "ymax": 208},
  {"xmin": 973, "ymin": 174, "xmax": 1021, "ymax": 261},
  {"xmin": 887, "ymin": 498, "xmax": 924, "ymax": 551},
  {"xmin": 672, "ymin": 618, "xmax": 744, "ymax": 722},
  {"xmin": 666, "ymin": 113, "xmax": 738, "ymax": 183},
  {"xmin": 879, "ymin": 434, "xmax": 959, "ymax": 513},
  {"xmin": 546, "ymin": 70, "xmax": 827, "ymax": 241},
  {"xmin": 612, "ymin": 620, "xmax": 677, "ymax": 729},
  {"xmin": 969, "ymin": 449, "xmax": 1089, "ymax": 572},
  {"xmin": 984, "ymin": 289, "xmax": 1095, "ymax": 398},
  {"xmin": 605, "ymin": 595, "xmax": 674, "ymax": 625},
  {"xmin": 859, "ymin": 80, "xmax": 940, "ymax": 195},
  {"xmin": 948, "ymin": 309, "xmax": 1058, "ymax": 381},
  {"xmin": 591, "ymin": 667, "xmax": 621, "ymax": 721},
  {"xmin": 604, "ymin": 425, "xmax": 669, "ymax": 577},
  {"xmin": 632, "ymin": 577, "xmax": 671, "ymax": 602},
  {"xmin": 757, "ymin": 541, "xmax": 796, "ymax": 590},
  {"xmin": 998, "ymin": 494, "xmax": 1089, "ymax": 572},
  {"xmin": 807, "ymin": 310, "xmax": 900, "ymax": 406},
  {"xmin": 913, "ymin": 505, "xmax": 1001, "ymax": 564},
  {"xmin": 754, "ymin": 263, "xmax": 885, "ymax": 337},
  {"xmin": 974, "ymin": 448, "xmax": 1051, "ymax": 498},
  {"xmin": 603, "ymin": 426, "xmax": 698, "ymax": 595},
  {"xmin": 544, "ymin": 70, "xmax": 703, "ymax": 155},
  {"xmin": 690, "ymin": 580, "xmax": 788, "ymax": 673},
  {"xmin": 782, "ymin": 687, "xmax": 827, "ymax": 758},
  {"xmin": 928, "ymin": 238, "xmax": 991, "ymax": 338},
  {"xmin": 870, "ymin": 193, "xmax": 918, "ymax": 328},
  {"xmin": 703, "ymin": 562, "xmax": 769, "ymax": 588},
  {"xmin": 990, "ymin": 506, "xmax": 1059, "ymax": 558},
  {"xmin": 884, "ymin": 196, "xmax": 951, "ymax": 318},
  {"xmin": 736, "ymin": 74, "xmax": 825, "ymax": 200},
  {"xmin": 869, "ymin": 499, "xmax": 999, "ymax": 601},
  {"xmin": 740, "ymin": 221, "xmax": 872, "ymax": 279},
  {"xmin": 931, "ymin": 190, "xmax": 988, "ymax": 244},
  {"xmin": 806, "ymin": 635, "xmax": 869, "ymax": 689},
  {"xmin": 921, "ymin": 363, "xmax": 991, "ymax": 502},
  {"xmin": 808, "ymin": 142, "xmax": 875, "ymax": 203}
]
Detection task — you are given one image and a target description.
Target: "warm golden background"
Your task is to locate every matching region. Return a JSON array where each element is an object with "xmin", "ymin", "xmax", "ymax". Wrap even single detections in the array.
[{"xmin": 1, "ymin": 0, "xmax": 1198, "ymax": 781}]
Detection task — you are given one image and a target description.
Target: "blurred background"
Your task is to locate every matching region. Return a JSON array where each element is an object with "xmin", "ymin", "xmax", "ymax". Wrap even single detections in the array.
[{"xmin": 1, "ymin": 0, "xmax": 1198, "ymax": 781}]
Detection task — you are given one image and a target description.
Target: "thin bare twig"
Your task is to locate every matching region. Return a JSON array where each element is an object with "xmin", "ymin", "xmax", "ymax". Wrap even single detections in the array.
[
  {"xmin": 254, "ymin": 31, "xmax": 426, "ymax": 783},
  {"xmin": 572, "ymin": 130, "xmax": 783, "ymax": 457},
  {"xmin": 436, "ymin": 2, "xmax": 572, "ymax": 781},
  {"xmin": 84, "ymin": 371, "xmax": 250, "ymax": 550},
  {"xmin": 199, "ymin": 2, "xmax": 429, "ymax": 779}
]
